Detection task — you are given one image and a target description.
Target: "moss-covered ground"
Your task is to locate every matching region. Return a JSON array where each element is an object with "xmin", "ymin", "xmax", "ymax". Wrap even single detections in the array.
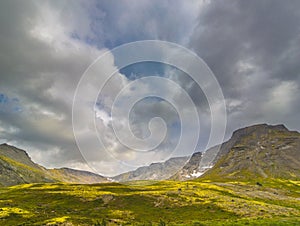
[{"xmin": 0, "ymin": 179, "xmax": 299, "ymax": 225}]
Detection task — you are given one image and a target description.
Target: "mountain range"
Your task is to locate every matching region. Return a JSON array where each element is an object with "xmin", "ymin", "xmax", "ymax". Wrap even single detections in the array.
[
  {"xmin": 113, "ymin": 123, "xmax": 300, "ymax": 182},
  {"xmin": 0, "ymin": 123, "xmax": 299, "ymax": 186}
]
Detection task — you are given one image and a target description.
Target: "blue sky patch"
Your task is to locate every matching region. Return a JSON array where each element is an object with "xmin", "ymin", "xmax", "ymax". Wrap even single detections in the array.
[{"xmin": 0, "ymin": 93, "xmax": 22, "ymax": 113}]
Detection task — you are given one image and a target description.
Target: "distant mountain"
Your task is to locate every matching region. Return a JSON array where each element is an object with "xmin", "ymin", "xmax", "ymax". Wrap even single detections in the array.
[
  {"xmin": 200, "ymin": 124, "xmax": 300, "ymax": 181},
  {"xmin": 170, "ymin": 151, "xmax": 214, "ymax": 180},
  {"xmin": 49, "ymin": 167, "xmax": 107, "ymax": 184},
  {"xmin": 112, "ymin": 156, "xmax": 188, "ymax": 182},
  {"xmin": 0, "ymin": 143, "xmax": 108, "ymax": 186},
  {"xmin": 2, "ymin": 123, "xmax": 299, "ymax": 185},
  {"xmin": 121, "ymin": 123, "xmax": 300, "ymax": 182}
]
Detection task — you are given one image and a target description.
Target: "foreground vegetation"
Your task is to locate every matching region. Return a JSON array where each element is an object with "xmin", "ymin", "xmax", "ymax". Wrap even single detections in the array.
[{"xmin": 0, "ymin": 179, "xmax": 299, "ymax": 225}]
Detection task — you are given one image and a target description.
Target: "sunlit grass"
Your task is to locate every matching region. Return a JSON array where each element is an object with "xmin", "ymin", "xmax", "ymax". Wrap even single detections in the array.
[
  {"xmin": 0, "ymin": 179, "xmax": 299, "ymax": 225},
  {"xmin": 0, "ymin": 207, "xmax": 32, "ymax": 218}
]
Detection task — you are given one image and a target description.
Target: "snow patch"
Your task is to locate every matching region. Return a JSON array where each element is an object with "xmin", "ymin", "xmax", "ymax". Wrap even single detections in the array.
[{"xmin": 191, "ymin": 170, "xmax": 203, "ymax": 177}]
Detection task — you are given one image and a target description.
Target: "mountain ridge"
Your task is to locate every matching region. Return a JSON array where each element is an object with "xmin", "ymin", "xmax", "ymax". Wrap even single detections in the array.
[
  {"xmin": 0, "ymin": 143, "xmax": 108, "ymax": 186},
  {"xmin": 200, "ymin": 123, "xmax": 300, "ymax": 181},
  {"xmin": 122, "ymin": 123, "xmax": 300, "ymax": 181},
  {"xmin": 1, "ymin": 123, "xmax": 299, "ymax": 185},
  {"xmin": 112, "ymin": 156, "xmax": 188, "ymax": 181}
]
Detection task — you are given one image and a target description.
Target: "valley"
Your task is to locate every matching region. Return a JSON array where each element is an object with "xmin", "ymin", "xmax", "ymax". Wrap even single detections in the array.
[
  {"xmin": 0, "ymin": 124, "xmax": 299, "ymax": 225},
  {"xmin": 0, "ymin": 179, "xmax": 299, "ymax": 225}
]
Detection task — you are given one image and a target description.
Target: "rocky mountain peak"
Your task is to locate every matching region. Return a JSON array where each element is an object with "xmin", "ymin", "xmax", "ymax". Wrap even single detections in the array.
[
  {"xmin": 0, "ymin": 143, "xmax": 39, "ymax": 169},
  {"xmin": 171, "ymin": 124, "xmax": 298, "ymax": 181},
  {"xmin": 231, "ymin": 124, "xmax": 289, "ymax": 142},
  {"xmin": 200, "ymin": 123, "xmax": 300, "ymax": 180}
]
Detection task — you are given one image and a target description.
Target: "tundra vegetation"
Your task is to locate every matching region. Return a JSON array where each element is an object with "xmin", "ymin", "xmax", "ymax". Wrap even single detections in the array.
[{"xmin": 0, "ymin": 179, "xmax": 299, "ymax": 225}]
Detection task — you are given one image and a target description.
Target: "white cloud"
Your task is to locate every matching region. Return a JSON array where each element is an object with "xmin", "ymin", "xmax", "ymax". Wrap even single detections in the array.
[
  {"xmin": 264, "ymin": 81, "xmax": 299, "ymax": 115},
  {"xmin": 1, "ymin": 0, "xmax": 300, "ymax": 177}
]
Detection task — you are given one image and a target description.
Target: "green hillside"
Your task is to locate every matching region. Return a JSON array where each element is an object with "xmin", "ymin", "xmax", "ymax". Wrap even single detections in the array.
[
  {"xmin": 0, "ymin": 144, "xmax": 107, "ymax": 186},
  {"xmin": 0, "ymin": 155, "xmax": 55, "ymax": 186},
  {"xmin": 0, "ymin": 124, "xmax": 299, "ymax": 225},
  {"xmin": 0, "ymin": 144, "xmax": 56, "ymax": 186}
]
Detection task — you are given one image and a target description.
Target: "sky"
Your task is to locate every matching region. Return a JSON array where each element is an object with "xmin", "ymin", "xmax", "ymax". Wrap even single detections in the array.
[{"xmin": 0, "ymin": 0, "xmax": 299, "ymax": 177}]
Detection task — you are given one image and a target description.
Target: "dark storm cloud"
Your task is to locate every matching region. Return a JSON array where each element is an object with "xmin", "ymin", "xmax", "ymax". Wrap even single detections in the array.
[
  {"xmin": 191, "ymin": 0, "xmax": 300, "ymax": 91},
  {"xmin": 0, "ymin": 0, "xmax": 203, "ymax": 175},
  {"xmin": 189, "ymin": 0, "xmax": 300, "ymax": 134},
  {"xmin": 0, "ymin": 0, "xmax": 299, "ymax": 175},
  {"xmin": 0, "ymin": 0, "xmax": 100, "ymax": 168}
]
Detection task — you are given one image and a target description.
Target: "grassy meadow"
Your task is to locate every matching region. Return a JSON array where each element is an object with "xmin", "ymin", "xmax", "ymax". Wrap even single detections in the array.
[{"xmin": 0, "ymin": 179, "xmax": 299, "ymax": 225}]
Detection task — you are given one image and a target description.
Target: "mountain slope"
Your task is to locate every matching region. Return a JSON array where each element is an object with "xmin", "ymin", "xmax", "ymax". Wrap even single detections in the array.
[
  {"xmin": 0, "ymin": 144, "xmax": 55, "ymax": 186},
  {"xmin": 113, "ymin": 156, "xmax": 188, "ymax": 182},
  {"xmin": 1, "ymin": 123, "xmax": 299, "ymax": 185},
  {"xmin": 171, "ymin": 152, "xmax": 205, "ymax": 180},
  {"xmin": 49, "ymin": 167, "xmax": 107, "ymax": 184},
  {"xmin": 0, "ymin": 143, "xmax": 107, "ymax": 186},
  {"xmin": 114, "ymin": 123, "xmax": 300, "ymax": 182},
  {"xmin": 173, "ymin": 124, "xmax": 300, "ymax": 180},
  {"xmin": 200, "ymin": 124, "xmax": 300, "ymax": 181}
]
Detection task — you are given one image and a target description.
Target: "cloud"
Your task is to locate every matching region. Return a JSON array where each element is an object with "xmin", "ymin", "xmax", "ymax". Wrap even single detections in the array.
[
  {"xmin": 0, "ymin": 0, "xmax": 101, "ymax": 171},
  {"xmin": 263, "ymin": 81, "xmax": 299, "ymax": 116},
  {"xmin": 0, "ymin": 0, "xmax": 206, "ymax": 176},
  {"xmin": 86, "ymin": 0, "xmax": 203, "ymax": 47},
  {"xmin": 0, "ymin": 0, "xmax": 300, "ymax": 177},
  {"xmin": 189, "ymin": 0, "xmax": 300, "ymax": 136}
]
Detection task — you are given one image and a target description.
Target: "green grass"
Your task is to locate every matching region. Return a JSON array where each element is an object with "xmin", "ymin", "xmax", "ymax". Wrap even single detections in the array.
[{"xmin": 0, "ymin": 180, "xmax": 299, "ymax": 225}]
